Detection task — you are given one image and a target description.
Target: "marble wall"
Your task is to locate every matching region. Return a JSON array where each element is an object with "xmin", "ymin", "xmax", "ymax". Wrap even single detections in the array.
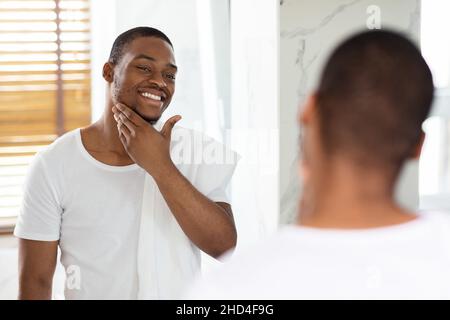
[{"xmin": 280, "ymin": 0, "xmax": 422, "ymax": 223}]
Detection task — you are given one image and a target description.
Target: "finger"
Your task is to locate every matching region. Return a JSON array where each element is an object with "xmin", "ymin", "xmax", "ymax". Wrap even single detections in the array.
[
  {"xmin": 160, "ymin": 115, "xmax": 182, "ymax": 140},
  {"xmin": 114, "ymin": 112, "xmax": 134, "ymax": 138},
  {"xmin": 115, "ymin": 103, "xmax": 146, "ymax": 127},
  {"xmin": 118, "ymin": 129, "xmax": 128, "ymax": 147},
  {"xmin": 117, "ymin": 119, "xmax": 131, "ymax": 143},
  {"xmin": 116, "ymin": 113, "xmax": 136, "ymax": 137}
]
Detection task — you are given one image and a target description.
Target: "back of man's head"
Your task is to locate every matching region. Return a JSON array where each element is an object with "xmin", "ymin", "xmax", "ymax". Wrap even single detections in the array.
[{"xmin": 316, "ymin": 30, "xmax": 434, "ymax": 173}]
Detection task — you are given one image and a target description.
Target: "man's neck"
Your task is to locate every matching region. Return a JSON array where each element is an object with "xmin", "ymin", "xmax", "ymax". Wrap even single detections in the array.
[
  {"xmin": 297, "ymin": 161, "xmax": 417, "ymax": 229},
  {"xmin": 86, "ymin": 103, "xmax": 130, "ymax": 158}
]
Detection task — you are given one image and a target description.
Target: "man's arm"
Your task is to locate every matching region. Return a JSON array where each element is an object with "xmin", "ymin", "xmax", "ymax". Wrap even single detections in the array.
[
  {"xmin": 154, "ymin": 163, "xmax": 237, "ymax": 258},
  {"xmin": 112, "ymin": 103, "xmax": 237, "ymax": 258},
  {"xmin": 18, "ymin": 239, "xmax": 58, "ymax": 300}
]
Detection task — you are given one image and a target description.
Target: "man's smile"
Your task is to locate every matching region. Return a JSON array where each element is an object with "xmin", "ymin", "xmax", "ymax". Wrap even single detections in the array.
[
  {"xmin": 137, "ymin": 88, "xmax": 167, "ymax": 108},
  {"xmin": 140, "ymin": 92, "xmax": 162, "ymax": 101},
  {"xmin": 138, "ymin": 88, "xmax": 167, "ymax": 99}
]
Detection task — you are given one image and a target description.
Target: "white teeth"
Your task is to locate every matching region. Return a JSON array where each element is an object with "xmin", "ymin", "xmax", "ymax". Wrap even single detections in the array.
[{"xmin": 140, "ymin": 92, "xmax": 162, "ymax": 101}]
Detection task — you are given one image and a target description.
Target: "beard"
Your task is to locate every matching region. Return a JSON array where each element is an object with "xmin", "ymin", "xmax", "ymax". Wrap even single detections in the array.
[
  {"xmin": 135, "ymin": 109, "xmax": 160, "ymax": 125},
  {"xmin": 123, "ymin": 103, "xmax": 162, "ymax": 125}
]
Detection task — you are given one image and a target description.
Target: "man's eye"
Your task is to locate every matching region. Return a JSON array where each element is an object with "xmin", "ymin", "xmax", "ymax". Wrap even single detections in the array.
[
  {"xmin": 165, "ymin": 73, "xmax": 176, "ymax": 80},
  {"xmin": 138, "ymin": 66, "xmax": 151, "ymax": 72}
]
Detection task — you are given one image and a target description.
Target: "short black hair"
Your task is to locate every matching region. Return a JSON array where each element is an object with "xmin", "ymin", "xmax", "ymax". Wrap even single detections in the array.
[
  {"xmin": 316, "ymin": 29, "xmax": 434, "ymax": 172},
  {"xmin": 108, "ymin": 26, "xmax": 173, "ymax": 65}
]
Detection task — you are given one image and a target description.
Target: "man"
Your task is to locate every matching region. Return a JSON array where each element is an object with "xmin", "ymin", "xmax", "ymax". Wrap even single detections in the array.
[
  {"xmin": 187, "ymin": 30, "xmax": 450, "ymax": 299},
  {"xmin": 15, "ymin": 27, "xmax": 238, "ymax": 300}
]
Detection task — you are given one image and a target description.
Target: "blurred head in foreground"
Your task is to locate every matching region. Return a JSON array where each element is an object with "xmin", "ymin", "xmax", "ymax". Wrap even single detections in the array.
[{"xmin": 299, "ymin": 30, "xmax": 434, "ymax": 227}]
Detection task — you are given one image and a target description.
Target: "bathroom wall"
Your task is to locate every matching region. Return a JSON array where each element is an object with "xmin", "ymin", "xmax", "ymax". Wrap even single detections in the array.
[
  {"xmin": 229, "ymin": 0, "xmax": 280, "ymax": 244},
  {"xmin": 280, "ymin": 0, "xmax": 422, "ymax": 223}
]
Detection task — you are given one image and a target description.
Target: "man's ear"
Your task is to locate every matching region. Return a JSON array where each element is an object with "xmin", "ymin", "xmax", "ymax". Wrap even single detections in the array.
[
  {"xmin": 299, "ymin": 93, "xmax": 317, "ymax": 126},
  {"xmin": 411, "ymin": 131, "xmax": 426, "ymax": 160},
  {"xmin": 102, "ymin": 62, "xmax": 114, "ymax": 83}
]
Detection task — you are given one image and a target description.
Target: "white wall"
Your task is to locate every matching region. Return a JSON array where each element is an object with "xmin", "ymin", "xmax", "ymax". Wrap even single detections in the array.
[
  {"xmin": 90, "ymin": 0, "xmax": 116, "ymax": 122},
  {"xmin": 419, "ymin": 0, "xmax": 450, "ymax": 211},
  {"xmin": 280, "ymin": 0, "xmax": 422, "ymax": 223},
  {"xmin": 229, "ymin": 0, "xmax": 279, "ymax": 246}
]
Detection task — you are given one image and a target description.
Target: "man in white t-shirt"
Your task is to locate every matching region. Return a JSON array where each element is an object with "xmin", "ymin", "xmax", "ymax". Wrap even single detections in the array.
[
  {"xmin": 187, "ymin": 30, "xmax": 450, "ymax": 299},
  {"xmin": 14, "ymin": 27, "xmax": 238, "ymax": 300}
]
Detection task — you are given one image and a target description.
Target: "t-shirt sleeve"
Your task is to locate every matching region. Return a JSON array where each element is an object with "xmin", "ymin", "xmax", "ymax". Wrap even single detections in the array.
[
  {"xmin": 14, "ymin": 153, "xmax": 62, "ymax": 241},
  {"xmin": 195, "ymin": 142, "xmax": 240, "ymax": 204},
  {"xmin": 204, "ymin": 163, "xmax": 238, "ymax": 203}
]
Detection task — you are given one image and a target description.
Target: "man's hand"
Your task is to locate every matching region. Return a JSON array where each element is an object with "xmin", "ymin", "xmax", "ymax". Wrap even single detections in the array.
[{"xmin": 112, "ymin": 103, "xmax": 181, "ymax": 178}]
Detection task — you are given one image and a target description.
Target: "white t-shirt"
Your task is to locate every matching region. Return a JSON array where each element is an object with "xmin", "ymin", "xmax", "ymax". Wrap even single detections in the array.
[
  {"xmin": 14, "ymin": 125, "xmax": 238, "ymax": 300},
  {"xmin": 187, "ymin": 211, "xmax": 450, "ymax": 299}
]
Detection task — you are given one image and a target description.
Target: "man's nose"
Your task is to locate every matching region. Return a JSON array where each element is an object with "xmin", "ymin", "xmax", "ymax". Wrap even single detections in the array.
[{"xmin": 147, "ymin": 73, "xmax": 167, "ymax": 88}]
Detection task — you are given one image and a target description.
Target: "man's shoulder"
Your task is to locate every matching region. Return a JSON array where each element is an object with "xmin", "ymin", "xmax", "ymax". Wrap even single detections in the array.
[
  {"xmin": 418, "ymin": 210, "xmax": 450, "ymax": 238},
  {"xmin": 219, "ymin": 229, "xmax": 296, "ymax": 270},
  {"xmin": 186, "ymin": 230, "xmax": 294, "ymax": 299},
  {"xmin": 171, "ymin": 125, "xmax": 221, "ymax": 146},
  {"xmin": 170, "ymin": 125, "xmax": 240, "ymax": 167},
  {"xmin": 34, "ymin": 128, "xmax": 79, "ymax": 163}
]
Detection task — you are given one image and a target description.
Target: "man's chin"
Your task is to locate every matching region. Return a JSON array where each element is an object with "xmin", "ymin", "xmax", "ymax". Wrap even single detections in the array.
[
  {"xmin": 139, "ymin": 113, "xmax": 161, "ymax": 125},
  {"xmin": 134, "ymin": 106, "xmax": 164, "ymax": 125}
]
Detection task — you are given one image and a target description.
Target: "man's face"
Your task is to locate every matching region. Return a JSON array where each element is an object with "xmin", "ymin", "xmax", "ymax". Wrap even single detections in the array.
[{"xmin": 109, "ymin": 36, "xmax": 177, "ymax": 124}]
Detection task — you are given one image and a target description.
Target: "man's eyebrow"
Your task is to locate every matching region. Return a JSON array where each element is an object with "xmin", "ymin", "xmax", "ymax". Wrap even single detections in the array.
[{"xmin": 134, "ymin": 54, "xmax": 178, "ymax": 70}]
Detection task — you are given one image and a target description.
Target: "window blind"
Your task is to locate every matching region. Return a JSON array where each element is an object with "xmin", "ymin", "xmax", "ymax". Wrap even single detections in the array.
[{"xmin": 0, "ymin": 0, "xmax": 91, "ymax": 224}]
